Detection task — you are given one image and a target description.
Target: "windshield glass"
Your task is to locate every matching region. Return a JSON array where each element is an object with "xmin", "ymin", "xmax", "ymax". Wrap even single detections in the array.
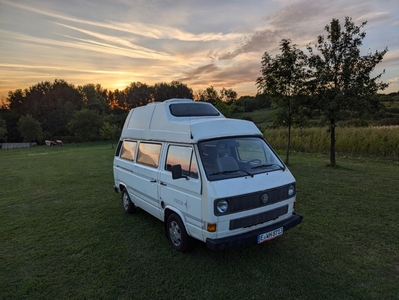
[{"xmin": 198, "ymin": 137, "xmax": 284, "ymax": 181}]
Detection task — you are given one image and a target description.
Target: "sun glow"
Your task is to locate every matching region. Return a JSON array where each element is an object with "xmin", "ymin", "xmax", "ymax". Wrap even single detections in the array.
[{"xmin": 117, "ymin": 82, "xmax": 127, "ymax": 88}]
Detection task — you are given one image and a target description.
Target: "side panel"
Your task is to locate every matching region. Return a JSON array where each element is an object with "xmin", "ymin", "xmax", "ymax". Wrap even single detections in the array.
[
  {"xmin": 113, "ymin": 156, "xmax": 134, "ymax": 191},
  {"xmin": 127, "ymin": 164, "xmax": 159, "ymax": 219},
  {"xmin": 113, "ymin": 140, "xmax": 163, "ymax": 221},
  {"xmin": 130, "ymin": 142, "xmax": 163, "ymax": 220}
]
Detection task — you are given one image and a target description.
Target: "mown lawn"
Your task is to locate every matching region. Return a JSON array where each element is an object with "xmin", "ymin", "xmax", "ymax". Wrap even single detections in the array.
[{"xmin": 1, "ymin": 142, "xmax": 398, "ymax": 299}]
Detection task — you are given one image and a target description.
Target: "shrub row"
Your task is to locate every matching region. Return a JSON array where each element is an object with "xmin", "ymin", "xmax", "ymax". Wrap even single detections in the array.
[{"xmin": 263, "ymin": 126, "xmax": 399, "ymax": 159}]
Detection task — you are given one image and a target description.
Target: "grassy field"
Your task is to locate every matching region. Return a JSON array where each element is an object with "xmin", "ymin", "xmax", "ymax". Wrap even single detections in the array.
[
  {"xmin": 263, "ymin": 126, "xmax": 399, "ymax": 159},
  {"xmin": 1, "ymin": 142, "xmax": 399, "ymax": 299},
  {"xmin": 232, "ymin": 107, "xmax": 277, "ymax": 129}
]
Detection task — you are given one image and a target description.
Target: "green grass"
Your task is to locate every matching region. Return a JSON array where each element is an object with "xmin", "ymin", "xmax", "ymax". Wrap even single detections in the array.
[
  {"xmin": 232, "ymin": 107, "xmax": 278, "ymax": 128},
  {"xmin": 1, "ymin": 143, "xmax": 399, "ymax": 299}
]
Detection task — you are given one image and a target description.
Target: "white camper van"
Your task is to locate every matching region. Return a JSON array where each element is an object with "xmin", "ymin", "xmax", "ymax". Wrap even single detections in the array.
[{"xmin": 113, "ymin": 99, "xmax": 302, "ymax": 251}]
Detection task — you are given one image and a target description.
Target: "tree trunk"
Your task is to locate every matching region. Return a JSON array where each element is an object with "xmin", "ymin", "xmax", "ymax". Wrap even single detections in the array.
[
  {"xmin": 330, "ymin": 119, "xmax": 336, "ymax": 167},
  {"xmin": 285, "ymin": 123, "xmax": 291, "ymax": 165}
]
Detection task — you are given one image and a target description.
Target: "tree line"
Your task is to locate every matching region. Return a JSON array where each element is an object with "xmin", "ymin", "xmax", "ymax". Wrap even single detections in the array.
[
  {"xmin": 0, "ymin": 80, "xmax": 270, "ymax": 144},
  {"xmin": 0, "ymin": 16, "xmax": 397, "ymax": 167}
]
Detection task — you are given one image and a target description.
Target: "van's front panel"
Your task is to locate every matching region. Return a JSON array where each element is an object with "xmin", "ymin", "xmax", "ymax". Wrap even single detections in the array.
[
  {"xmin": 201, "ymin": 170, "xmax": 296, "ymax": 237},
  {"xmin": 197, "ymin": 136, "xmax": 302, "ymax": 249}
]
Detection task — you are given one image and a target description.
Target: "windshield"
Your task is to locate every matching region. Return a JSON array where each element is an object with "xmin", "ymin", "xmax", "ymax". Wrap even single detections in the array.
[{"xmin": 198, "ymin": 137, "xmax": 284, "ymax": 181}]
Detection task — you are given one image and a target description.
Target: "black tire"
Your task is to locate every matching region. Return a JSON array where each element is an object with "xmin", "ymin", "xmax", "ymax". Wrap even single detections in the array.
[
  {"xmin": 122, "ymin": 189, "xmax": 136, "ymax": 214},
  {"xmin": 166, "ymin": 213, "xmax": 193, "ymax": 252}
]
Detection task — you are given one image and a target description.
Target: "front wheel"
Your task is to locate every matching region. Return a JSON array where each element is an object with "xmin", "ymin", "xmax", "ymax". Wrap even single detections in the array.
[
  {"xmin": 122, "ymin": 189, "xmax": 136, "ymax": 214},
  {"xmin": 166, "ymin": 214, "xmax": 193, "ymax": 252}
]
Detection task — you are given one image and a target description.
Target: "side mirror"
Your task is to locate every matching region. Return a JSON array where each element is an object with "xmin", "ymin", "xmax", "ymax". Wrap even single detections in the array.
[{"xmin": 171, "ymin": 164, "xmax": 188, "ymax": 180}]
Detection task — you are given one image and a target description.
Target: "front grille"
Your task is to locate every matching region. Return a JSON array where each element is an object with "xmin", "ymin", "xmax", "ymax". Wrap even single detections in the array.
[
  {"xmin": 214, "ymin": 183, "xmax": 295, "ymax": 216},
  {"xmin": 229, "ymin": 205, "xmax": 288, "ymax": 230}
]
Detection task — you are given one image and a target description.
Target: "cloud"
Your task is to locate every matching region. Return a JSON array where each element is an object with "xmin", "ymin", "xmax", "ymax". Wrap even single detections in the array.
[
  {"xmin": 214, "ymin": 0, "xmax": 333, "ymax": 61},
  {"xmin": 177, "ymin": 60, "xmax": 261, "ymax": 92},
  {"xmin": 218, "ymin": 29, "xmax": 280, "ymax": 60},
  {"xmin": 1, "ymin": 0, "xmax": 398, "ymax": 97},
  {"xmin": 1, "ymin": 0, "xmax": 240, "ymax": 43},
  {"xmin": 0, "ymin": 26, "xmax": 175, "ymax": 62},
  {"xmin": 179, "ymin": 64, "xmax": 219, "ymax": 82},
  {"xmin": 109, "ymin": 21, "xmax": 241, "ymax": 42},
  {"xmin": 54, "ymin": 23, "xmax": 175, "ymax": 60}
]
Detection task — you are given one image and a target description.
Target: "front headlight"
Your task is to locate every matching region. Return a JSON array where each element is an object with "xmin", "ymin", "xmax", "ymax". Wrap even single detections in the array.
[
  {"xmin": 288, "ymin": 184, "xmax": 295, "ymax": 197},
  {"xmin": 216, "ymin": 199, "xmax": 228, "ymax": 214}
]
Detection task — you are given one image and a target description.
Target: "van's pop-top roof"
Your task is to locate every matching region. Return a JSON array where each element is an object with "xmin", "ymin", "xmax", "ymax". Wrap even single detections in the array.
[{"xmin": 121, "ymin": 99, "xmax": 262, "ymax": 143}]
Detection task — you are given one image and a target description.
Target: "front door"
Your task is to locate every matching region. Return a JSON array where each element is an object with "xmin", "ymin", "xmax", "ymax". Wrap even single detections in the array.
[{"xmin": 158, "ymin": 144, "xmax": 202, "ymax": 240}]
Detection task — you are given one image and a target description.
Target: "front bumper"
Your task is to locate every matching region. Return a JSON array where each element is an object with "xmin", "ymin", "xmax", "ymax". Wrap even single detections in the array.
[{"xmin": 206, "ymin": 213, "xmax": 303, "ymax": 251}]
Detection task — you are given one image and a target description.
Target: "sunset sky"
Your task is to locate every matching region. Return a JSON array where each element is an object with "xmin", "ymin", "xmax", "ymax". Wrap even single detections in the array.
[{"xmin": 1, "ymin": 0, "xmax": 398, "ymax": 103}]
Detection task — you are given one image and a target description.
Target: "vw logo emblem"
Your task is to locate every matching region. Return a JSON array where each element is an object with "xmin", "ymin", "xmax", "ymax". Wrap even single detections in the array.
[{"xmin": 261, "ymin": 193, "xmax": 269, "ymax": 204}]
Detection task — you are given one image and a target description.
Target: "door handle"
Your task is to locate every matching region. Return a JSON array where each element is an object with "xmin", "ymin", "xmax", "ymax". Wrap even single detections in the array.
[
  {"xmin": 150, "ymin": 179, "xmax": 157, "ymax": 183},
  {"xmin": 160, "ymin": 182, "xmax": 167, "ymax": 186}
]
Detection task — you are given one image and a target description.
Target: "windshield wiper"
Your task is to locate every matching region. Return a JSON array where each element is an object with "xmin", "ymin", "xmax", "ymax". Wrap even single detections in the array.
[
  {"xmin": 251, "ymin": 163, "xmax": 285, "ymax": 171},
  {"xmin": 210, "ymin": 169, "xmax": 254, "ymax": 177}
]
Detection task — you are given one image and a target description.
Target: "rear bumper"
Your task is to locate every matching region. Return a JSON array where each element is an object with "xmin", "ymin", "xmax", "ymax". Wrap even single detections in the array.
[{"xmin": 206, "ymin": 213, "xmax": 303, "ymax": 251}]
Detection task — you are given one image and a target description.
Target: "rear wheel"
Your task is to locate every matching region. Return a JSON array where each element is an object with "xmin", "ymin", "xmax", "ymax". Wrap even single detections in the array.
[
  {"xmin": 122, "ymin": 189, "xmax": 136, "ymax": 214},
  {"xmin": 166, "ymin": 213, "xmax": 193, "ymax": 252}
]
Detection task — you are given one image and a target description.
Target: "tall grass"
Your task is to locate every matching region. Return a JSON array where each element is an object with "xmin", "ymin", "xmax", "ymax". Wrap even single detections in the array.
[{"xmin": 264, "ymin": 126, "xmax": 399, "ymax": 159}]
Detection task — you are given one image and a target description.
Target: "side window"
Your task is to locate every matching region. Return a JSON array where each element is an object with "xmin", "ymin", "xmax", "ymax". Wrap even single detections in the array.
[
  {"xmin": 137, "ymin": 142, "xmax": 162, "ymax": 168},
  {"xmin": 166, "ymin": 145, "xmax": 198, "ymax": 179},
  {"xmin": 115, "ymin": 140, "xmax": 123, "ymax": 157},
  {"xmin": 120, "ymin": 140, "xmax": 137, "ymax": 161}
]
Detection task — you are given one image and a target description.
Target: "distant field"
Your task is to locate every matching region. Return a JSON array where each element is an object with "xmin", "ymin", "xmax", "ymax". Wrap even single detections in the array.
[
  {"xmin": 232, "ymin": 105, "xmax": 399, "ymax": 159},
  {"xmin": 233, "ymin": 97, "xmax": 399, "ymax": 129},
  {"xmin": 263, "ymin": 126, "xmax": 399, "ymax": 159},
  {"xmin": 232, "ymin": 107, "xmax": 278, "ymax": 128},
  {"xmin": 1, "ymin": 142, "xmax": 399, "ymax": 299}
]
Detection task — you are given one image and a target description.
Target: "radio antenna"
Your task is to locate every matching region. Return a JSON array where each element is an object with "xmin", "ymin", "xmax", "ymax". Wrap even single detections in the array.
[{"xmin": 188, "ymin": 104, "xmax": 193, "ymax": 139}]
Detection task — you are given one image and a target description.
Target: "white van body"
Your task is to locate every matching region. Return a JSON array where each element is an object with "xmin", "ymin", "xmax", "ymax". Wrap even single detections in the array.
[{"xmin": 113, "ymin": 99, "xmax": 302, "ymax": 251}]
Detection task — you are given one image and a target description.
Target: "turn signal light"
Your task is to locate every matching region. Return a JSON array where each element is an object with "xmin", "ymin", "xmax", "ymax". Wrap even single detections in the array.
[{"xmin": 207, "ymin": 223, "xmax": 216, "ymax": 232}]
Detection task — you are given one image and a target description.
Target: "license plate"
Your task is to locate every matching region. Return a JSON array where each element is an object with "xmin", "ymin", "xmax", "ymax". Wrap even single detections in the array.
[{"xmin": 257, "ymin": 227, "xmax": 283, "ymax": 244}]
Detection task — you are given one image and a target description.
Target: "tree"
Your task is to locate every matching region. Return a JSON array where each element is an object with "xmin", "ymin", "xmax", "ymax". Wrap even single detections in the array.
[
  {"xmin": 67, "ymin": 110, "xmax": 103, "ymax": 142},
  {"xmin": 153, "ymin": 81, "xmax": 193, "ymax": 102},
  {"xmin": 220, "ymin": 88, "xmax": 237, "ymax": 104},
  {"xmin": 27, "ymin": 80, "xmax": 82, "ymax": 127},
  {"xmin": 80, "ymin": 84, "xmax": 108, "ymax": 114},
  {"xmin": 307, "ymin": 17, "xmax": 389, "ymax": 167},
  {"xmin": 123, "ymin": 82, "xmax": 153, "ymax": 109},
  {"xmin": 236, "ymin": 94, "xmax": 272, "ymax": 112},
  {"xmin": 6, "ymin": 89, "xmax": 26, "ymax": 116},
  {"xmin": 194, "ymin": 86, "xmax": 239, "ymax": 117},
  {"xmin": 256, "ymin": 39, "xmax": 309, "ymax": 164},
  {"xmin": 195, "ymin": 86, "xmax": 219, "ymax": 104},
  {"xmin": 5, "ymin": 80, "xmax": 83, "ymax": 139},
  {"xmin": 17, "ymin": 115, "xmax": 42, "ymax": 142},
  {"xmin": 0, "ymin": 117, "xmax": 7, "ymax": 142},
  {"xmin": 100, "ymin": 122, "xmax": 120, "ymax": 148},
  {"xmin": 45, "ymin": 101, "xmax": 76, "ymax": 137}
]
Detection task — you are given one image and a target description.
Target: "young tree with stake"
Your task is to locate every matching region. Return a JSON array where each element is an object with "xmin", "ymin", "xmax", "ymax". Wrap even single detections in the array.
[{"xmin": 307, "ymin": 17, "xmax": 388, "ymax": 167}]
